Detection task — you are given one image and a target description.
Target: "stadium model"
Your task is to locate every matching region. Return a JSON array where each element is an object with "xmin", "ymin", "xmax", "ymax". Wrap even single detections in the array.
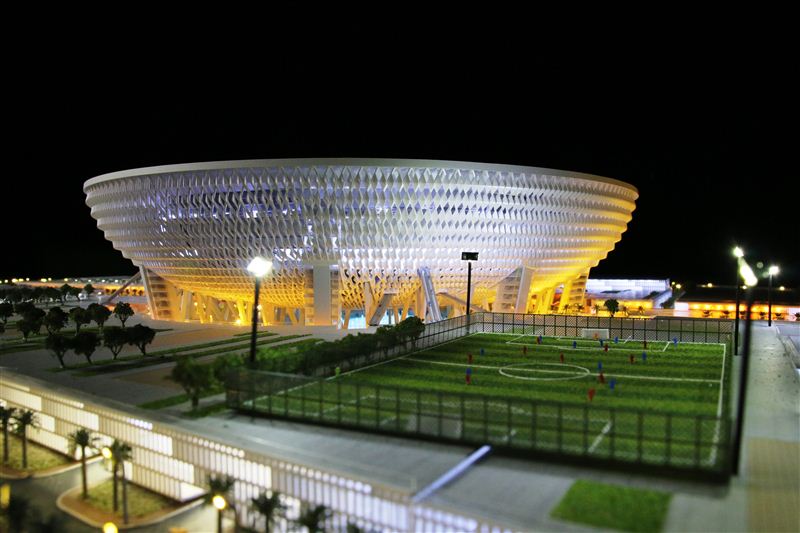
[{"xmin": 84, "ymin": 159, "xmax": 638, "ymax": 327}]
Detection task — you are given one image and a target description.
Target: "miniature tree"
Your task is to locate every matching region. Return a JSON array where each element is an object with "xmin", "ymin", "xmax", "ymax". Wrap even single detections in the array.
[
  {"xmin": 68, "ymin": 428, "xmax": 99, "ymax": 499},
  {"xmin": 603, "ymin": 299, "xmax": 620, "ymax": 317},
  {"xmin": 114, "ymin": 302, "xmax": 134, "ymax": 327}
]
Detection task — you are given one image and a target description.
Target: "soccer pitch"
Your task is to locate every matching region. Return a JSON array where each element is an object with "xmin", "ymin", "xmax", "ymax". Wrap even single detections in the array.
[{"xmin": 245, "ymin": 333, "xmax": 732, "ymax": 472}]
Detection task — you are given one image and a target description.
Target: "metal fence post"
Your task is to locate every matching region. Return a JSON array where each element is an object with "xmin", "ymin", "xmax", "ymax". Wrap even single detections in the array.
[
  {"xmin": 665, "ymin": 413, "xmax": 672, "ymax": 465},
  {"xmin": 557, "ymin": 404, "xmax": 563, "ymax": 452},
  {"xmin": 694, "ymin": 416, "xmax": 701, "ymax": 468},
  {"xmin": 637, "ymin": 412, "xmax": 644, "ymax": 462}
]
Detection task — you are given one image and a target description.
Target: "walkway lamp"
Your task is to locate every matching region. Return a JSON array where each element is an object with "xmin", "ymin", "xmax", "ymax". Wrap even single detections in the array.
[
  {"xmin": 767, "ymin": 265, "xmax": 779, "ymax": 327},
  {"xmin": 212, "ymin": 494, "xmax": 227, "ymax": 533},
  {"xmin": 102, "ymin": 523, "xmax": 118, "ymax": 533},
  {"xmin": 733, "ymin": 247, "xmax": 744, "ymax": 354},
  {"xmin": 246, "ymin": 257, "xmax": 272, "ymax": 366}
]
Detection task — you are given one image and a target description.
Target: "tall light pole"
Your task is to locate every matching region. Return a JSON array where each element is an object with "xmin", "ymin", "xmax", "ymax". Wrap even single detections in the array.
[
  {"xmin": 733, "ymin": 247, "xmax": 744, "ymax": 355},
  {"xmin": 247, "ymin": 257, "xmax": 273, "ymax": 366},
  {"xmin": 461, "ymin": 252, "xmax": 478, "ymax": 329},
  {"xmin": 212, "ymin": 494, "xmax": 227, "ymax": 533},
  {"xmin": 767, "ymin": 265, "xmax": 779, "ymax": 327},
  {"xmin": 731, "ymin": 258, "xmax": 758, "ymax": 475}
]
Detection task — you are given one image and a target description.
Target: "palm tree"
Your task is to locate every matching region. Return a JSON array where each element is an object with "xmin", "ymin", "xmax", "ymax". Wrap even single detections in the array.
[
  {"xmin": 206, "ymin": 474, "xmax": 236, "ymax": 533},
  {"xmin": 1, "ymin": 405, "xmax": 17, "ymax": 464},
  {"xmin": 14, "ymin": 410, "xmax": 39, "ymax": 469},
  {"xmin": 68, "ymin": 428, "xmax": 98, "ymax": 499},
  {"xmin": 251, "ymin": 490, "xmax": 287, "ymax": 533},
  {"xmin": 296, "ymin": 504, "xmax": 331, "ymax": 533},
  {"xmin": 576, "ymin": 304, "xmax": 585, "ymax": 314},
  {"xmin": 109, "ymin": 440, "xmax": 132, "ymax": 514}
]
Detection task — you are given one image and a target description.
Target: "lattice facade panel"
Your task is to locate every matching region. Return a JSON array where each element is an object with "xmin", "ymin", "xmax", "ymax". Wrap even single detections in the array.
[{"xmin": 84, "ymin": 159, "xmax": 638, "ymax": 312}]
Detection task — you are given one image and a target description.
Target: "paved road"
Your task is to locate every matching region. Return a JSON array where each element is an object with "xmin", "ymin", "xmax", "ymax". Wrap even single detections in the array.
[{"xmin": 777, "ymin": 322, "xmax": 800, "ymax": 352}]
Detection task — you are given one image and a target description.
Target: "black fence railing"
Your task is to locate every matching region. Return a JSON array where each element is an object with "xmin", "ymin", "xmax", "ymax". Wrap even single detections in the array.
[
  {"xmin": 477, "ymin": 312, "xmax": 732, "ymax": 343},
  {"xmin": 227, "ymin": 369, "xmax": 731, "ymax": 477}
]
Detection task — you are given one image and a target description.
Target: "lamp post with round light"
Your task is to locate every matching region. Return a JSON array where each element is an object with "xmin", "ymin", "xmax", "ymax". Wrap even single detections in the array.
[
  {"xmin": 733, "ymin": 247, "xmax": 744, "ymax": 354},
  {"xmin": 212, "ymin": 494, "xmax": 228, "ymax": 533},
  {"xmin": 767, "ymin": 265, "xmax": 779, "ymax": 327},
  {"xmin": 246, "ymin": 257, "xmax": 273, "ymax": 366}
]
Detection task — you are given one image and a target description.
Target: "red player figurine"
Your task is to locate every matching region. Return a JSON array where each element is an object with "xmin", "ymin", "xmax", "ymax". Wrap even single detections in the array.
[
  {"xmin": 604, "ymin": 344, "xmax": 609, "ymax": 353},
  {"xmin": 598, "ymin": 372, "xmax": 605, "ymax": 384},
  {"xmin": 465, "ymin": 366, "xmax": 472, "ymax": 385},
  {"xmin": 523, "ymin": 345, "xmax": 527, "ymax": 355},
  {"xmin": 560, "ymin": 352, "xmax": 565, "ymax": 363},
  {"xmin": 468, "ymin": 353, "xmax": 473, "ymax": 365},
  {"xmin": 588, "ymin": 388, "xmax": 596, "ymax": 402},
  {"xmin": 629, "ymin": 354, "xmax": 635, "ymax": 364}
]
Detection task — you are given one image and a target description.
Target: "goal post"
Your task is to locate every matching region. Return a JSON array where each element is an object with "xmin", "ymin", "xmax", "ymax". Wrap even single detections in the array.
[{"xmin": 581, "ymin": 328, "xmax": 609, "ymax": 340}]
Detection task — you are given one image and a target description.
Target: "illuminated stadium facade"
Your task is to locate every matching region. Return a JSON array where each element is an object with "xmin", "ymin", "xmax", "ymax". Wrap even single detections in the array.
[{"xmin": 84, "ymin": 159, "xmax": 638, "ymax": 327}]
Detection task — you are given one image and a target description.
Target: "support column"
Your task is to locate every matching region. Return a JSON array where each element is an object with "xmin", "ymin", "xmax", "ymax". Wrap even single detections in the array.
[
  {"xmin": 558, "ymin": 279, "xmax": 574, "ymax": 313},
  {"xmin": 180, "ymin": 289, "xmax": 193, "ymax": 321},
  {"xmin": 568, "ymin": 270, "xmax": 590, "ymax": 309},
  {"xmin": 311, "ymin": 264, "xmax": 336, "ymax": 326},
  {"xmin": 364, "ymin": 282, "xmax": 375, "ymax": 322},
  {"xmin": 235, "ymin": 300, "xmax": 248, "ymax": 324},
  {"xmin": 261, "ymin": 303, "xmax": 274, "ymax": 326},
  {"xmin": 535, "ymin": 287, "xmax": 556, "ymax": 314},
  {"xmin": 343, "ymin": 309, "xmax": 352, "ymax": 329},
  {"xmin": 416, "ymin": 285, "xmax": 426, "ymax": 321},
  {"xmin": 515, "ymin": 267, "xmax": 534, "ymax": 314}
]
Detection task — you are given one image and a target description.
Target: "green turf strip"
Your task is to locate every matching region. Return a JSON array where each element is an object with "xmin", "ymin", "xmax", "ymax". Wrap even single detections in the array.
[{"xmin": 551, "ymin": 480, "xmax": 672, "ymax": 532}]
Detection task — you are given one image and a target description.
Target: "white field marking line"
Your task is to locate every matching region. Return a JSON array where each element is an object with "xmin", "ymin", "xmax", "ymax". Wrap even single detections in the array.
[
  {"xmin": 588, "ymin": 420, "xmax": 613, "ymax": 453},
  {"xmin": 500, "ymin": 429, "xmax": 517, "ymax": 444},
  {"xmin": 622, "ymin": 335, "xmax": 633, "ymax": 344},
  {"xmin": 404, "ymin": 357, "xmax": 721, "ymax": 383},
  {"xmin": 504, "ymin": 339, "xmax": 670, "ymax": 352},
  {"xmin": 329, "ymin": 333, "xmax": 479, "ymax": 380},
  {"xmin": 321, "ymin": 393, "xmax": 375, "ymax": 414},
  {"xmin": 706, "ymin": 341, "xmax": 726, "ymax": 466}
]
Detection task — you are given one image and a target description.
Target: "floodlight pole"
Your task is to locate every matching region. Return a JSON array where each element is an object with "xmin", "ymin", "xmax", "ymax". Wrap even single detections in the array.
[
  {"xmin": 461, "ymin": 252, "xmax": 478, "ymax": 331},
  {"xmin": 734, "ymin": 257, "xmax": 742, "ymax": 355},
  {"xmin": 767, "ymin": 272, "xmax": 773, "ymax": 327},
  {"xmin": 731, "ymin": 287, "xmax": 754, "ymax": 475},
  {"xmin": 249, "ymin": 277, "xmax": 261, "ymax": 366},
  {"xmin": 466, "ymin": 261, "xmax": 472, "ymax": 318}
]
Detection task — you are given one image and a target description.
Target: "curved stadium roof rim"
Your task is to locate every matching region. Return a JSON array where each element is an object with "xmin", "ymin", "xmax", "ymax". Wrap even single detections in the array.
[{"xmin": 83, "ymin": 158, "xmax": 638, "ymax": 194}]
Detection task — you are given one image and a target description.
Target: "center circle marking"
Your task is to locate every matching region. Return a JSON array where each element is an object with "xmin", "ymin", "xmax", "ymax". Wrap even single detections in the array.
[{"xmin": 498, "ymin": 362, "xmax": 591, "ymax": 381}]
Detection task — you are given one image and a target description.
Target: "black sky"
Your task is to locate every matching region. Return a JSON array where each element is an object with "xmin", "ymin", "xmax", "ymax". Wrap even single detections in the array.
[{"xmin": 5, "ymin": 47, "xmax": 798, "ymax": 288}]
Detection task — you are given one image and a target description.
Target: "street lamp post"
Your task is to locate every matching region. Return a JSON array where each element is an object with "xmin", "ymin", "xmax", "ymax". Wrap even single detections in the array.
[
  {"xmin": 731, "ymin": 257, "xmax": 758, "ymax": 475},
  {"xmin": 767, "ymin": 266, "xmax": 779, "ymax": 326},
  {"xmin": 212, "ymin": 494, "xmax": 227, "ymax": 533},
  {"xmin": 733, "ymin": 247, "xmax": 744, "ymax": 355},
  {"xmin": 246, "ymin": 257, "xmax": 273, "ymax": 366},
  {"xmin": 461, "ymin": 252, "xmax": 478, "ymax": 329}
]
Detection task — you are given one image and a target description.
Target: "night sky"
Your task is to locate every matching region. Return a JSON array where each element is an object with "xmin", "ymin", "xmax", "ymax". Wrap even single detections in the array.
[{"xmin": 5, "ymin": 51, "xmax": 797, "ymax": 288}]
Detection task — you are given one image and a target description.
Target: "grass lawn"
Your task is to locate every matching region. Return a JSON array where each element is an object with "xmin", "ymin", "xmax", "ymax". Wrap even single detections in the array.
[
  {"xmin": 0, "ymin": 434, "xmax": 73, "ymax": 471},
  {"xmin": 551, "ymin": 479, "xmax": 672, "ymax": 532},
  {"xmin": 85, "ymin": 478, "xmax": 176, "ymax": 518},
  {"xmin": 73, "ymin": 334, "xmax": 310, "ymax": 376}
]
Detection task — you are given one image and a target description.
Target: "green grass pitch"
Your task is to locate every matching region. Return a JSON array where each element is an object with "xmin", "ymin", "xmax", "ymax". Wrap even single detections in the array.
[{"xmin": 252, "ymin": 333, "xmax": 732, "ymax": 471}]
